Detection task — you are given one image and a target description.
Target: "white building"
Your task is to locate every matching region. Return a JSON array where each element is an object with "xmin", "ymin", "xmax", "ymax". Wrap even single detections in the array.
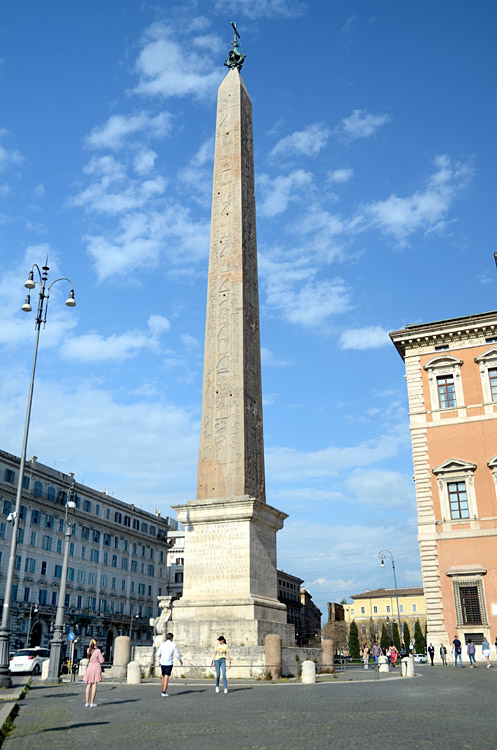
[{"xmin": 0, "ymin": 450, "xmax": 178, "ymax": 661}]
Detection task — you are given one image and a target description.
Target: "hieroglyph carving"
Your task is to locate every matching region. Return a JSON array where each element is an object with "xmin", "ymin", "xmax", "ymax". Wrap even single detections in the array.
[{"xmin": 197, "ymin": 69, "xmax": 265, "ymax": 503}]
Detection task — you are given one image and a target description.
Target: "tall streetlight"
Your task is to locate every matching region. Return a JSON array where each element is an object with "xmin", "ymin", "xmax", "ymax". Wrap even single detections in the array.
[
  {"xmin": 47, "ymin": 489, "xmax": 76, "ymax": 681},
  {"xmin": 26, "ymin": 603, "xmax": 39, "ymax": 648},
  {"xmin": 378, "ymin": 549, "xmax": 402, "ymax": 644},
  {"xmin": 0, "ymin": 261, "xmax": 76, "ymax": 688}
]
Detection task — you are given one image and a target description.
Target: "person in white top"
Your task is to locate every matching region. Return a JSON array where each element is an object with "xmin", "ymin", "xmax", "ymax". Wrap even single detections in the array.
[{"xmin": 156, "ymin": 632, "xmax": 183, "ymax": 697}]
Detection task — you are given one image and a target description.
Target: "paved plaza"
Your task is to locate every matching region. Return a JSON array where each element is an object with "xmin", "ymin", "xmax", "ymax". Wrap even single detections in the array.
[{"xmin": 2, "ymin": 666, "xmax": 494, "ymax": 749}]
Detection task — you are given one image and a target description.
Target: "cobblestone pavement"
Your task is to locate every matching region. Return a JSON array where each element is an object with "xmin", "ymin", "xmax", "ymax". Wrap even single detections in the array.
[{"xmin": 3, "ymin": 666, "xmax": 494, "ymax": 749}]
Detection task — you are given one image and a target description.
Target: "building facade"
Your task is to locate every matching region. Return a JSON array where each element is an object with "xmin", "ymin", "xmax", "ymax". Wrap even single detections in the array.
[
  {"xmin": 391, "ymin": 312, "xmax": 497, "ymax": 657},
  {"xmin": 277, "ymin": 570, "xmax": 303, "ymax": 636},
  {"xmin": 0, "ymin": 450, "xmax": 175, "ymax": 660},
  {"xmin": 344, "ymin": 587, "xmax": 426, "ymax": 642}
]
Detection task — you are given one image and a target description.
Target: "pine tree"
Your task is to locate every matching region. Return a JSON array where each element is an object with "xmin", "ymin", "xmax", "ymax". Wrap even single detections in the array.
[
  {"xmin": 348, "ymin": 620, "xmax": 360, "ymax": 660},
  {"xmin": 403, "ymin": 621, "xmax": 411, "ymax": 650},
  {"xmin": 380, "ymin": 623, "xmax": 389, "ymax": 651},
  {"xmin": 414, "ymin": 618, "xmax": 425, "ymax": 653},
  {"xmin": 392, "ymin": 621, "xmax": 401, "ymax": 651}
]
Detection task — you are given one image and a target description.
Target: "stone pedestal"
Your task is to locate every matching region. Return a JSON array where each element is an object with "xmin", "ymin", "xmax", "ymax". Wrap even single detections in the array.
[
  {"xmin": 402, "ymin": 655, "xmax": 415, "ymax": 678},
  {"xmin": 265, "ymin": 634, "xmax": 282, "ymax": 680},
  {"xmin": 378, "ymin": 655, "xmax": 389, "ymax": 674},
  {"xmin": 127, "ymin": 661, "xmax": 141, "ymax": 685},
  {"xmin": 171, "ymin": 496, "xmax": 293, "ymax": 648},
  {"xmin": 321, "ymin": 639, "xmax": 335, "ymax": 673},
  {"xmin": 112, "ymin": 636, "xmax": 131, "ymax": 678}
]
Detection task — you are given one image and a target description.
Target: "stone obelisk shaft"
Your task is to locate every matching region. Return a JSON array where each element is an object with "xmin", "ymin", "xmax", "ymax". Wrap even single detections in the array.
[{"xmin": 197, "ymin": 68, "xmax": 265, "ymax": 504}]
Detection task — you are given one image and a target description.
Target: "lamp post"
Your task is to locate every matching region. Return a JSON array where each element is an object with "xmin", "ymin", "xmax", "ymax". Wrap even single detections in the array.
[
  {"xmin": 378, "ymin": 549, "xmax": 402, "ymax": 643},
  {"xmin": 0, "ymin": 261, "xmax": 76, "ymax": 687},
  {"xmin": 26, "ymin": 603, "xmax": 39, "ymax": 648},
  {"xmin": 47, "ymin": 491, "xmax": 77, "ymax": 681}
]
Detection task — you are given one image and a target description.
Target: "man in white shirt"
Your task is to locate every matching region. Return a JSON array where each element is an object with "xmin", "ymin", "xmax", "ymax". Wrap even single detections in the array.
[{"xmin": 156, "ymin": 632, "xmax": 183, "ymax": 696}]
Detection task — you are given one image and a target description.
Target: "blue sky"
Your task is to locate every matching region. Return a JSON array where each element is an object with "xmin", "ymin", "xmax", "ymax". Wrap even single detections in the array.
[{"xmin": 1, "ymin": 0, "xmax": 496, "ymax": 619}]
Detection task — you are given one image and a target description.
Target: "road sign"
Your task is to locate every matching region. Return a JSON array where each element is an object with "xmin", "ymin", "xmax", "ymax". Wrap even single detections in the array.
[{"xmin": 68, "ymin": 632, "xmax": 75, "ymax": 642}]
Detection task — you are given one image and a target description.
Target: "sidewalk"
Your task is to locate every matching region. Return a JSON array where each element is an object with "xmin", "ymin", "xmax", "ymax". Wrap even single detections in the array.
[{"xmin": 2, "ymin": 667, "xmax": 495, "ymax": 749}]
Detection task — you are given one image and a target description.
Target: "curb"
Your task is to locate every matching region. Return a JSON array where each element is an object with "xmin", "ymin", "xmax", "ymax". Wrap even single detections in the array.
[{"xmin": 0, "ymin": 701, "xmax": 18, "ymax": 737}]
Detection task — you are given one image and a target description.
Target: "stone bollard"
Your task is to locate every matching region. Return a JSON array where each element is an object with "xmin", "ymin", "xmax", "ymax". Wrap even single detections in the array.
[
  {"xmin": 41, "ymin": 659, "xmax": 50, "ymax": 681},
  {"xmin": 378, "ymin": 655, "xmax": 389, "ymax": 674},
  {"xmin": 265, "ymin": 634, "xmax": 282, "ymax": 680},
  {"xmin": 78, "ymin": 658, "xmax": 89, "ymax": 677},
  {"xmin": 402, "ymin": 655, "xmax": 415, "ymax": 678},
  {"xmin": 321, "ymin": 639, "xmax": 335, "ymax": 674},
  {"xmin": 113, "ymin": 636, "xmax": 131, "ymax": 679},
  {"xmin": 301, "ymin": 660, "xmax": 316, "ymax": 684},
  {"xmin": 127, "ymin": 661, "xmax": 141, "ymax": 685}
]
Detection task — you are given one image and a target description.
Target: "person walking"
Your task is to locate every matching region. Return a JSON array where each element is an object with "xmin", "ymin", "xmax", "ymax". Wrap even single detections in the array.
[
  {"xmin": 371, "ymin": 642, "xmax": 382, "ymax": 665},
  {"xmin": 211, "ymin": 635, "xmax": 231, "ymax": 693},
  {"xmin": 362, "ymin": 644, "xmax": 370, "ymax": 669},
  {"xmin": 389, "ymin": 643, "xmax": 398, "ymax": 668},
  {"xmin": 452, "ymin": 635, "xmax": 463, "ymax": 667},
  {"xmin": 427, "ymin": 643, "xmax": 435, "ymax": 666},
  {"xmin": 83, "ymin": 638, "xmax": 104, "ymax": 707},
  {"xmin": 440, "ymin": 644, "xmax": 447, "ymax": 665},
  {"xmin": 157, "ymin": 632, "xmax": 183, "ymax": 697},
  {"xmin": 467, "ymin": 638, "xmax": 477, "ymax": 668},
  {"xmin": 481, "ymin": 637, "xmax": 492, "ymax": 668}
]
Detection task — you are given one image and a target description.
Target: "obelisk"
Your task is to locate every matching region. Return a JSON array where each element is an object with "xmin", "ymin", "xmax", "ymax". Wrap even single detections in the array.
[{"xmin": 171, "ymin": 25, "xmax": 292, "ymax": 648}]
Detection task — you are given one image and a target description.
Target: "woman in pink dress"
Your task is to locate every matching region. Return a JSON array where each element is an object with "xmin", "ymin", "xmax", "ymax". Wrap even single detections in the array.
[{"xmin": 84, "ymin": 639, "xmax": 104, "ymax": 707}]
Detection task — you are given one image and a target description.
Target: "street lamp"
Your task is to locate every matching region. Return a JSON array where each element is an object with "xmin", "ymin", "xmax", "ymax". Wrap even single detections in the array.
[
  {"xmin": 47, "ymin": 491, "xmax": 77, "ymax": 681},
  {"xmin": 378, "ymin": 549, "xmax": 402, "ymax": 644},
  {"xmin": 0, "ymin": 261, "xmax": 76, "ymax": 688},
  {"xmin": 26, "ymin": 603, "xmax": 39, "ymax": 648}
]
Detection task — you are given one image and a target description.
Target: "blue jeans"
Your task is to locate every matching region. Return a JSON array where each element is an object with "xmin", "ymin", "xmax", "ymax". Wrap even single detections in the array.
[
  {"xmin": 468, "ymin": 653, "xmax": 476, "ymax": 665},
  {"xmin": 455, "ymin": 652, "xmax": 463, "ymax": 667},
  {"xmin": 215, "ymin": 658, "xmax": 227, "ymax": 689}
]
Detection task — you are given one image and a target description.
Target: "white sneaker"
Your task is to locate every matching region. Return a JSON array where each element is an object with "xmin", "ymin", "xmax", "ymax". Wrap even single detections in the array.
[
  {"xmin": 85, "ymin": 703, "xmax": 89, "ymax": 707},
  {"xmin": 90, "ymin": 704, "xmax": 97, "ymax": 707},
  {"xmin": 215, "ymin": 687, "xmax": 219, "ymax": 693},
  {"xmin": 224, "ymin": 689, "xmax": 228, "ymax": 694}
]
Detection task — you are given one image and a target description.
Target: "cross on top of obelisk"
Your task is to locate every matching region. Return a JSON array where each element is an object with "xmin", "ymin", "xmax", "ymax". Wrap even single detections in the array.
[{"xmin": 224, "ymin": 20, "xmax": 246, "ymax": 70}]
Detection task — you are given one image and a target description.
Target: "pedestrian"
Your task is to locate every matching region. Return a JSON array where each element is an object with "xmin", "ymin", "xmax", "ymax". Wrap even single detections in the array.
[
  {"xmin": 389, "ymin": 643, "xmax": 398, "ymax": 668},
  {"xmin": 83, "ymin": 638, "xmax": 104, "ymax": 707},
  {"xmin": 467, "ymin": 638, "xmax": 477, "ymax": 668},
  {"xmin": 362, "ymin": 644, "xmax": 370, "ymax": 669},
  {"xmin": 371, "ymin": 642, "xmax": 382, "ymax": 665},
  {"xmin": 440, "ymin": 644, "xmax": 447, "ymax": 665},
  {"xmin": 427, "ymin": 643, "xmax": 435, "ymax": 666},
  {"xmin": 157, "ymin": 632, "xmax": 183, "ymax": 697},
  {"xmin": 211, "ymin": 635, "xmax": 231, "ymax": 693},
  {"xmin": 481, "ymin": 637, "xmax": 492, "ymax": 668},
  {"xmin": 452, "ymin": 635, "xmax": 463, "ymax": 667}
]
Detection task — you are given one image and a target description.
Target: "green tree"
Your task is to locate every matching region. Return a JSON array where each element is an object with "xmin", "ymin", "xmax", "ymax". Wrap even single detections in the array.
[
  {"xmin": 403, "ymin": 621, "xmax": 411, "ymax": 650},
  {"xmin": 414, "ymin": 619, "xmax": 425, "ymax": 653},
  {"xmin": 380, "ymin": 623, "xmax": 389, "ymax": 651},
  {"xmin": 392, "ymin": 621, "xmax": 401, "ymax": 651},
  {"xmin": 348, "ymin": 620, "xmax": 360, "ymax": 660}
]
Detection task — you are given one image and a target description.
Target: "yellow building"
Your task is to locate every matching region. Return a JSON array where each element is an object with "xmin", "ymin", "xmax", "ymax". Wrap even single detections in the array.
[{"xmin": 344, "ymin": 587, "xmax": 426, "ymax": 643}]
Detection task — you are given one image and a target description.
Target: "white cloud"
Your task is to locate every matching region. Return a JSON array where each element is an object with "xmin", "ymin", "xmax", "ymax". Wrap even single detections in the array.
[
  {"xmin": 270, "ymin": 123, "xmax": 330, "ymax": 159},
  {"xmin": 258, "ymin": 169, "xmax": 313, "ymax": 217},
  {"xmin": 85, "ymin": 205, "xmax": 210, "ymax": 281},
  {"xmin": 335, "ymin": 109, "xmax": 391, "ymax": 141},
  {"xmin": 85, "ymin": 112, "xmax": 172, "ymax": 151},
  {"xmin": 361, "ymin": 155, "xmax": 473, "ymax": 245},
  {"xmin": 133, "ymin": 23, "xmax": 222, "ymax": 100},
  {"xmin": 133, "ymin": 148, "xmax": 158, "ymax": 176},
  {"xmin": 0, "ymin": 142, "xmax": 23, "ymax": 171},
  {"xmin": 181, "ymin": 333, "xmax": 200, "ymax": 350},
  {"xmin": 215, "ymin": 0, "xmax": 306, "ymax": 19},
  {"xmin": 328, "ymin": 168, "xmax": 354, "ymax": 183},
  {"xmin": 64, "ymin": 315, "xmax": 170, "ymax": 363},
  {"xmin": 345, "ymin": 468, "xmax": 415, "ymax": 508},
  {"xmin": 261, "ymin": 347, "xmax": 292, "ymax": 367},
  {"xmin": 339, "ymin": 325, "xmax": 390, "ymax": 350},
  {"xmin": 265, "ymin": 269, "xmax": 351, "ymax": 328}
]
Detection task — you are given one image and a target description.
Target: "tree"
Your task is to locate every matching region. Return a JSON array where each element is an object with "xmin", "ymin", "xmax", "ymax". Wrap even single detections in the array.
[
  {"xmin": 380, "ymin": 623, "xmax": 389, "ymax": 651},
  {"xmin": 403, "ymin": 621, "xmax": 411, "ymax": 650},
  {"xmin": 414, "ymin": 618, "xmax": 425, "ymax": 653},
  {"xmin": 392, "ymin": 621, "xmax": 401, "ymax": 651},
  {"xmin": 348, "ymin": 620, "xmax": 360, "ymax": 660}
]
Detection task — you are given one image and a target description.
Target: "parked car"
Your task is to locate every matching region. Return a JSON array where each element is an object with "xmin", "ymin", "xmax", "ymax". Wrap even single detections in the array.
[
  {"xmin": 9, "ymin": 647, "xmax": 50, "ymax": 675},
  {"xmin": 413, "ymin": 653, "xmax": 427, "ymax": 663}
]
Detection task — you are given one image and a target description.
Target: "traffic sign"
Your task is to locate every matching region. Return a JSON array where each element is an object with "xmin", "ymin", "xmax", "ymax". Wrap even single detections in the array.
[{"xmin": 68, "ymin": 632, "xmax": 75, "ymax": 642}]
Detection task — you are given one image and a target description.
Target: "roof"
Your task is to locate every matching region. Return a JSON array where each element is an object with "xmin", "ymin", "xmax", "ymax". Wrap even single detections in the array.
[
  {"xmin": 389, "ymin": 310, "xmax": 497, "ymax": 359},
  {"xmin": 351, "ymin": 587, "xmax": 424, "ymax": 600}
]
